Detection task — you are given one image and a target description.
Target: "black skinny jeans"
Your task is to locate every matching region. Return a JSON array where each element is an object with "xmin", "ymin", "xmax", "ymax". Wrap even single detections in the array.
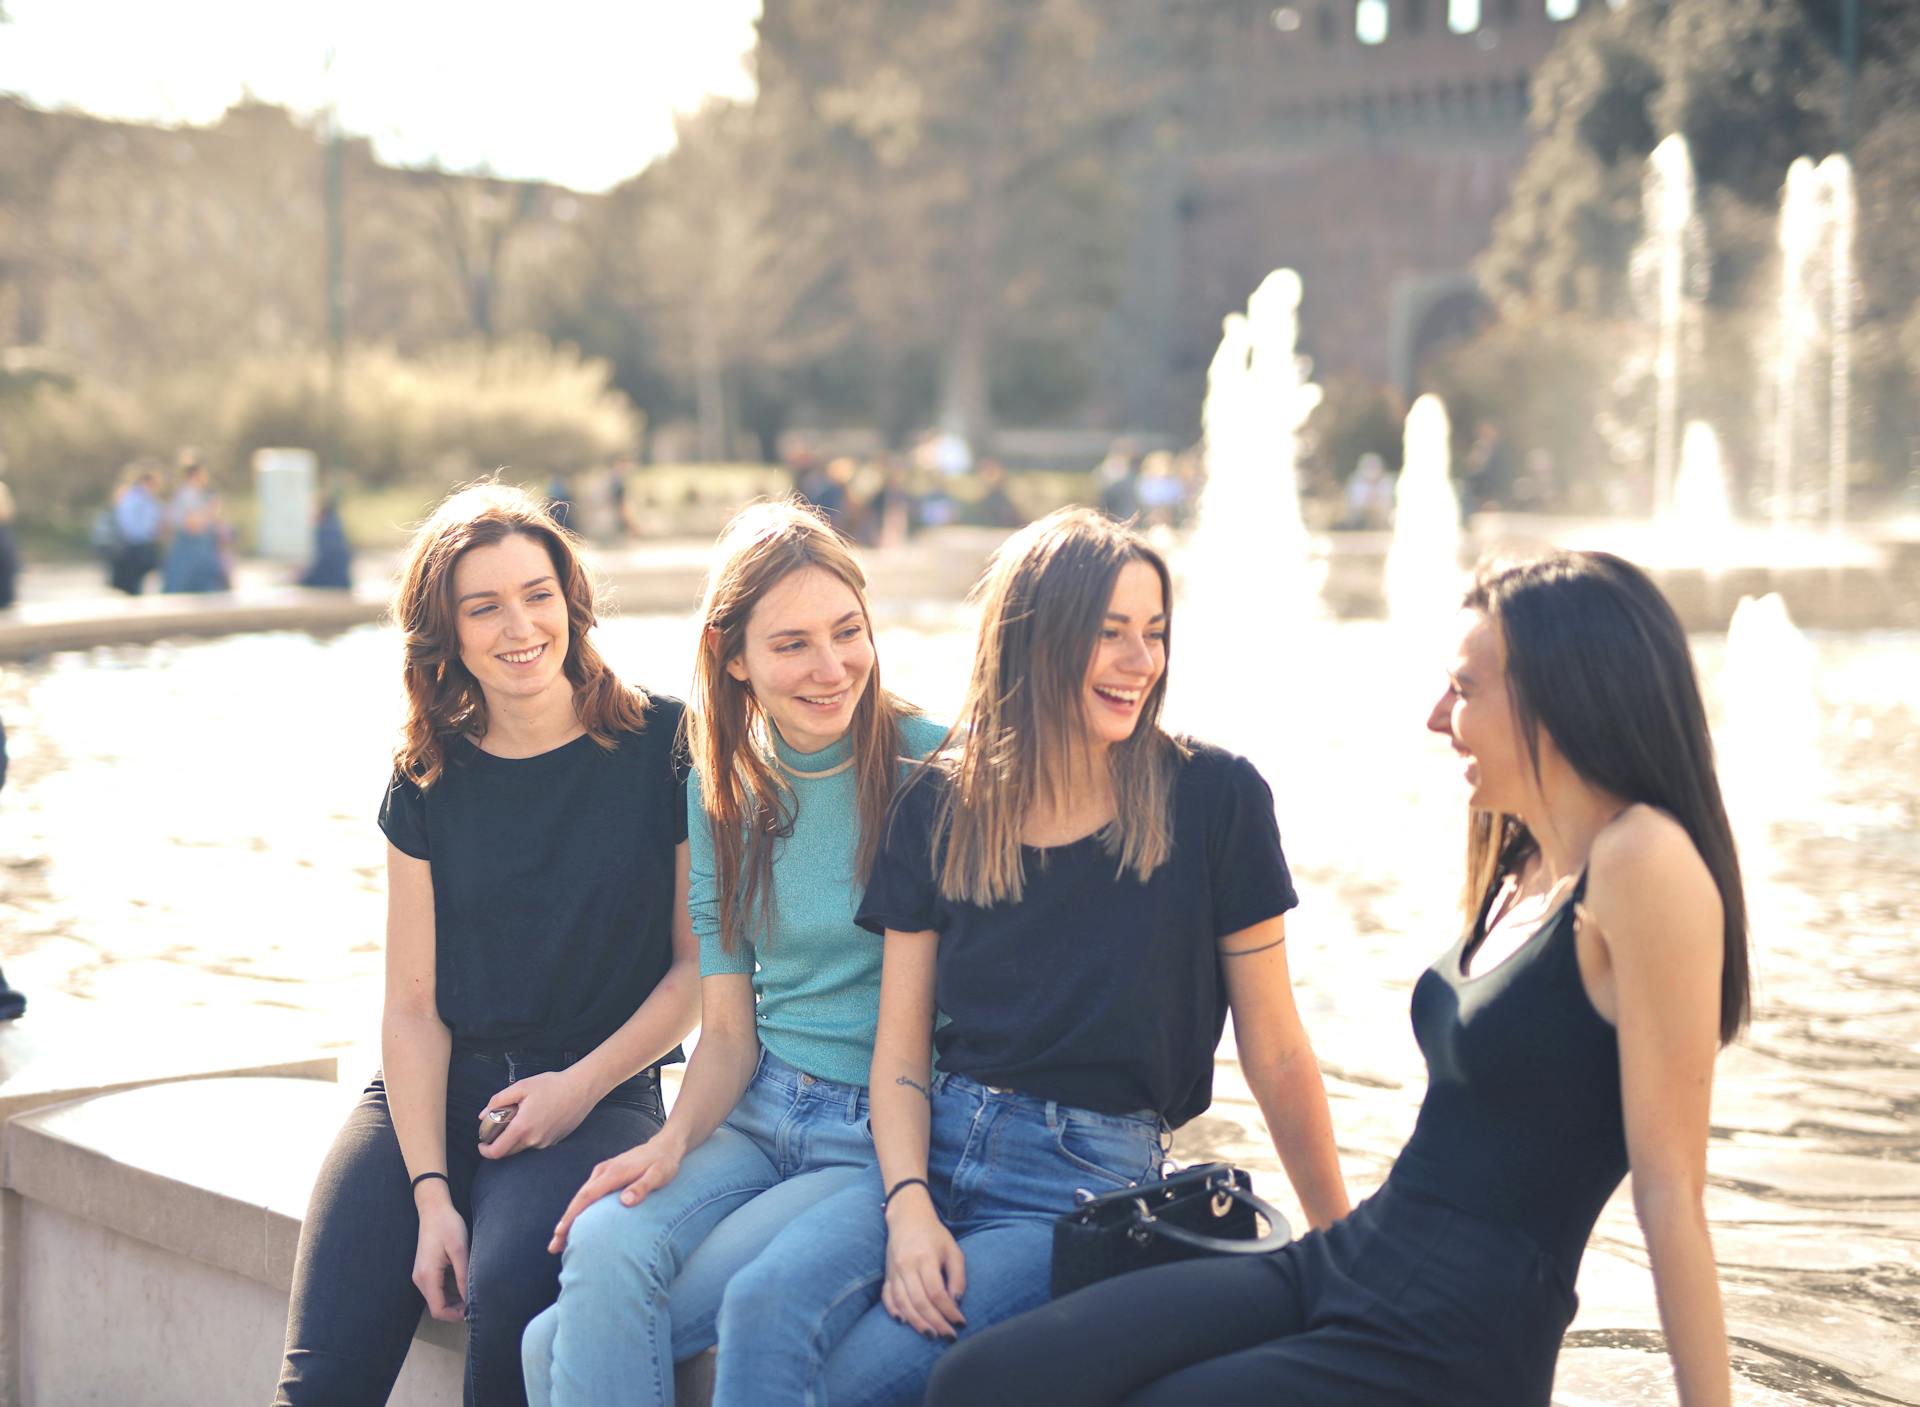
[
  {"xmin": 274, "ymin": 1049, "xmax": 666, "ymax": 1407},
  {"xmin": 924, "ymin": 1182, "xmax": 1578, "ymax": 1407}
]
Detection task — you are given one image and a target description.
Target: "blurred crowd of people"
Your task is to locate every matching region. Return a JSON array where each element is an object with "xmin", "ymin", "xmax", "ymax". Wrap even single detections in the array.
[
  {"xmin": 787, "ymin": 448, "xmax": 1029, "ymax": 547},
  {"xmin": 94, "ymin": 448, "xmax": 233, "ymax": 596},
  {"xmin": 1092, "ymin": 441, "xmax": 1202, "ymax": 529}
]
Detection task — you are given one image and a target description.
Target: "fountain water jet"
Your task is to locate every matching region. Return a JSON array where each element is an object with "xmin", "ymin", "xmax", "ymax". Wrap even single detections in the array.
[
  {"xmin": 1185, "ymin": 269, "xmax": 1320, "ymax": 616},
  {"xmin": 1772, "ymin": 153, "xmax": 1856, "ymax": 535},
  {"xmin": 1384, "ymin": 393, "xmax": 1463, "ymax": 645},
  {"xmin": 1717, "ymin": 592, "xmax": 1821, "ymax": 862},
  {"xmin": 1632, "ymin": 135, "xmax": 1707, "ymax": 519},
  {"xmin": 1174, "ymin": 268, "xmax": 1322, "ymax": 753}
]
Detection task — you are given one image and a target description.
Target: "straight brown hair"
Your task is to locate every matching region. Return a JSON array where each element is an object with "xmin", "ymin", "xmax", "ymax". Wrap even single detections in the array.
[
  {"xmin": 391, "ymin": 481, "xmax": 651, "ymax": 787},
  {"xmin": 1460, "ymin": 551, "xmax": 1751, "ymax": 1045},
  {"xmin": 690, "ymin": 500, "xmax": 915, "ymax": 954},
  {"xmin": 930, "ymin": 508, "xmax": 1185, "ymax": 907}
]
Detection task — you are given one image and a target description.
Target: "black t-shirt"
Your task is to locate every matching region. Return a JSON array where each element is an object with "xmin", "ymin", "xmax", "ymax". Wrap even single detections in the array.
[
  {"xmin": 378, "ymin": 695, "xmax": 689, "ymax": 1058},
  {"xmin": 856, "ymin": 741, "xmax": 1297, "ymax": 1128}
]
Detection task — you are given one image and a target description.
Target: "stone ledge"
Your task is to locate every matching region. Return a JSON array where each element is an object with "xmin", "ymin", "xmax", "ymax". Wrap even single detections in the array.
[
  {"xmin": 5, "ymin": 1078, "xmax": 354, "ymax": 1296},
  {"xmin": 2, "ymin": 1077, "xmax": 465, "ymax": 1405}
]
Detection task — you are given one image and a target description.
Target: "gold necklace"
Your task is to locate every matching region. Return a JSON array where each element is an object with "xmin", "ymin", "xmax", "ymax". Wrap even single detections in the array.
[{"xmin": 773, "ymin": 752, "xmax": 855, "ymax": 780}]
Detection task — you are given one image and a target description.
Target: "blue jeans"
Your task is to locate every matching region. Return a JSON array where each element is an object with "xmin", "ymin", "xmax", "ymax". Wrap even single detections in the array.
[
  {"xmin": 710, "ymin": 1071, "xmax": 1168, "ymax": 1407},
  {"xmin": 523, "ymin": 1048, "xmax": 875, "ymax": 1407}
]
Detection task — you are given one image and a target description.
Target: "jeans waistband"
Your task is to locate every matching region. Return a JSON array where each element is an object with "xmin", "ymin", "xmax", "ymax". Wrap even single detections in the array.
[
  {"xmin": 754, "ymin": 1046, "xmax": 869, "ymax": 1117},
  {"xmin": 931, "ymin": 1070, "xmax": 1165, "ymax": 1137},
  {"xmin": 453, "ymin": 1046, "xmax": 661, "ymax": 1088}
]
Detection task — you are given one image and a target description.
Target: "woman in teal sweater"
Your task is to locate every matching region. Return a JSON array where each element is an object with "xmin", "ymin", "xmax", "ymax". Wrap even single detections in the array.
[{"xmin": 522, "ymin": 501, "xmax": 943, "ymax": 1406}]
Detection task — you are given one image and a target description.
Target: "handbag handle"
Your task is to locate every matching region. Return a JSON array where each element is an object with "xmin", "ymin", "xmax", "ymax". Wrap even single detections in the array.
[{"xmin": 1132, "ymin": 1183, "xmax": 1292, "ymax": 1255}]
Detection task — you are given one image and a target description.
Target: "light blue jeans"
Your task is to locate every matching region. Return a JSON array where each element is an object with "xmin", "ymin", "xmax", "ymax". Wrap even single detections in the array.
[
  {"xmin": 709, "ymin": 1071, "xmax": 1169, "ymax": 1407},
  {"xmin": 522, "ymin": 1047, "xmax": 874, "ymax": 1407}
]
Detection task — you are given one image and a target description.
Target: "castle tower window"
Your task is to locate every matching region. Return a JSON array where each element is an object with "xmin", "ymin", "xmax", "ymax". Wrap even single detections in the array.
[
  {"xmin": 1356, "ymin": 0, "xmax": 1389, "ymax": 43},
  {"xmin": 1546, "ymin": 0, "xmax": 1578, "ymax": 16},
  {"xmin": 1406, "ymin": 0, "xmax": 1430, "ymax": 33},
  {"xmin": 1448, "ymin": 0, "xmax": 1481, "ymax": 34}
]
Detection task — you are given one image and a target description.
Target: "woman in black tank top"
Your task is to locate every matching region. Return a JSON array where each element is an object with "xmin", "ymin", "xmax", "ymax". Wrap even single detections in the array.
[{"xmin": 924, "ymin": 550, "xmax": 1751, "ymax": 1407}]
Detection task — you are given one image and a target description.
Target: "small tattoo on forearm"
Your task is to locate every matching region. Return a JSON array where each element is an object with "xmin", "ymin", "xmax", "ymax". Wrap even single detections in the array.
[{"xmin": 895, "ymin": 1076, "xmax": 931, "ymax": 1100}]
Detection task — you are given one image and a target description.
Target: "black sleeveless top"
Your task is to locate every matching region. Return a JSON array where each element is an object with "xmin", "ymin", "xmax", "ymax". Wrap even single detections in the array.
[{"xmin": 1390, "ymin": 870, "xmax": 1628, "ymax": 1279}]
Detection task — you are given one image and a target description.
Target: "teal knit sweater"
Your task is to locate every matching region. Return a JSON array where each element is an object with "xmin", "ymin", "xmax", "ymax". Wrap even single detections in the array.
[{"xmin": 692, "ymin": 712, "xmax": 948, "ymax": 1087}]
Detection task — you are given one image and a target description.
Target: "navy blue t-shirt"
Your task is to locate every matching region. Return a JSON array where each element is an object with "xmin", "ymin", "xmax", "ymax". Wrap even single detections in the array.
[
  {"xmin": 856, "ymin": 741, "xmax": 1297, "ymax": 1128},
  {"xmin": 378, "ymin": 694, "xmax": 689, "ymax": 1058}
]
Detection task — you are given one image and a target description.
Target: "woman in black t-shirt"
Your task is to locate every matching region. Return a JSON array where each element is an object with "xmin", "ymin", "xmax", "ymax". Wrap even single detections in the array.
[
  {"xmin": 921, "ymin": 552, "xmax": 1753, "ymax": 1407},
  {"xmin": 707, "ymin": 508, "xmax": 1350, "ymax": 1407},
  {"xmin": 274, "ymin": 484, "xmax": 699, "ymax": 1407}
]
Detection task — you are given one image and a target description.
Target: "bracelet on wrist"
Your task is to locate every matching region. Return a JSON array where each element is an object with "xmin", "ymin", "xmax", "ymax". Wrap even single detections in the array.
[
  {"xmin": 411, "ymin": 1170, "xmax": 451, "ymax": 1194},
  {"xmin": 882, "ymin": 1176, "xmax": 930, "ymax": 1212}
]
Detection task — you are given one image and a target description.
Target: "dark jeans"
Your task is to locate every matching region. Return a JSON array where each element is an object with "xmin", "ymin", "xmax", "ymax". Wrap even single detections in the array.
[
  {"xmin": 923, "ymin": 1181, "xmax": 1578, "ymax": 1407},
  {"xmin": 109, "ymin": 540, "xmax": 159, "ymax": 595},
  {"xmin": 274, "ymin": 1049, "xmax": 666, "ymax": 1407}
]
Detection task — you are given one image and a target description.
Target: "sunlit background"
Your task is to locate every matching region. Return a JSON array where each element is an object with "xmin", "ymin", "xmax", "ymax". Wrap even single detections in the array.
[{"xmin": 0, "ymin": 1, "xmax": 1916, "ymax": 1403}]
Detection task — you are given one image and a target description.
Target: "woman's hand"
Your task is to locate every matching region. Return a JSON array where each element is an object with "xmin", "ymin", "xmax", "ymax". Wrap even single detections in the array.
[
  {"xmin": 880, "ymin": 1193, "xmax": 968, "ymax": 1340},
  {"xmin": 478, "ymin": 1068, "xmax": 598, "ymax": 1160},
  {"xmin": 547, "ymin": 1134, "xmax": 687, "ymax": 1254},
  {"xmin": 412, "ymin": 1192, "xmax": 470, "ymax": 1322}
]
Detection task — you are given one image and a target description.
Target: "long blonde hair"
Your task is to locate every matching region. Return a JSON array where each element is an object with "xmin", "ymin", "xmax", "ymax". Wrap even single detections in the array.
[
  {"xmin": 690, "ymin": 500, "xmax": 914, "ymax": 954},
  {"xmin": 930, "ymin": 508, "xmax": 1185, "ymax": 907},
  {"xmin": 391, "ymin": 482, "xmax": 651, "ymax": 788}
]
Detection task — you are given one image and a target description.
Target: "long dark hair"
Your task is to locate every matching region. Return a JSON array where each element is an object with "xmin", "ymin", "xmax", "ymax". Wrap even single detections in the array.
[
  {"xmin": 1463, "ymin": 551, "xmax": 1750, "ymax": 1044},
  {"xmin": 392, "ymin": 481, "xmax": 651, "ymax": 788}
]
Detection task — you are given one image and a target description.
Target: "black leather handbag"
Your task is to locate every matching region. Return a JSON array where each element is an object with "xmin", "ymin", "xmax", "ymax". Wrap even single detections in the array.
[{"xmin": 1050, "ymin": 1161, "xmax": 1292, "ymax": 1298}]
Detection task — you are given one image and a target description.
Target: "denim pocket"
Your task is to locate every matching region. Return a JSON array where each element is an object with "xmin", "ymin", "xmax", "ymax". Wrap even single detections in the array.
[{"xmin": 1050, "ymin": 1111, "xmax": 1157, "ymax": 1188}]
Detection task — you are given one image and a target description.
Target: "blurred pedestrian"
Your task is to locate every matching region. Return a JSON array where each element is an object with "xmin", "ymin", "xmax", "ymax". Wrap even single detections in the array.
[
  {"xmin": 546, "ymin": 473, "xmax": 575, "ymax": 533},
  {"xmin": 972, "ymin": 459, "xmax": 1024, "ymax": 528},
  {"xmin": 808, "ymin": 458, "xmax": 858, "ymax": 539},
  {"xmin": 107, "ymin": 463, "xmax": 165, "ymax": 595},
  {"xmin": 162, "ymin": 454, "xmax": 230, "ymax": 594},
  {"xmin": 1135, "ymin": 451, "xmax": 1186, "ymax": 529},
  {"xmin": 1097, "ymin": 441, "xmax": 1143, "ymax": 522},
  {"xmin": 0, "ymin": 481, "xmax": 18, "ymax": 609},
  {"xmin": 298, "ymin": 494, "xmax": 354, "ymax": 590},
  {"xmin": 1342, "ymin": 453, "xmax": 1394, "ymax": 530}
]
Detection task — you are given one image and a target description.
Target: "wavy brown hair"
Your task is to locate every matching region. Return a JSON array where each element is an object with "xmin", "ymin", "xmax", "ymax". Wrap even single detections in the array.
[
  {"xmin": 691, "ymin": 500, "xmax": 915, "ymax": 954},
  {"xmin": 392, "ymin": 481, "xmax": 652, "ymax": 787},
  {"xmin": 1460, "ymin": 551, "xmax": 1750, "ymax": 1045},
  {"xmin": 928, "ymin": 508, "xmax": 1185, "ymax": 908}
]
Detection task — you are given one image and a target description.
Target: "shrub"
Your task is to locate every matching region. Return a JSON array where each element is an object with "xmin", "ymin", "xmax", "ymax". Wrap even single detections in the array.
[{"xmin": 0, "ymin": 336, "xmax": 643, "ymax": 536}]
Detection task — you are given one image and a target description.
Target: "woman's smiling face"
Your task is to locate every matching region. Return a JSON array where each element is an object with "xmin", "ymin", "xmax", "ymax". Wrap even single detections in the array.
[
  {"xmin": 1081, "ymin": 558, "xmax": 1167, "ymax": 750},
  {"xmin": 1427, "ymin": 608, "xmax": 1530, "ymax": 812},
  {"xmin": 451, "ymin": 533, "xmax": 572, "ymax": 706},
  {"xmin": 725, "ymin": 564, "xmax": 875, "ymax": 754}
]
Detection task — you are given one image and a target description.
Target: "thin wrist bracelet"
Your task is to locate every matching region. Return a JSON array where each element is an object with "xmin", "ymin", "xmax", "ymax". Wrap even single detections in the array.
[
  {"xmin": 411, "ymin": 1170, "xmax": 451, "ymax": 1193},
  {"xmin": 882, "ymin": 1176, "xmax": 930, "ymax": 1211}
]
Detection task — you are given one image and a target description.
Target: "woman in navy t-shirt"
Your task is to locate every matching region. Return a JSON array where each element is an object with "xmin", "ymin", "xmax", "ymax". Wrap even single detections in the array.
[
  {"xmin": 275, "ymin": 484, "xmax": 699, "ymax": 1407},
  {"xmin": 706, "ymin": 508, "xmax": 1350, "ymax": 1407}
]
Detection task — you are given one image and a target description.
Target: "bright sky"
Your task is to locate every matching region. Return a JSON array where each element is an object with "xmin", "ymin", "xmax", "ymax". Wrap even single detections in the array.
[{"xmin": 0, "ymin": 0, "xmax": 762, "ymax": 191}]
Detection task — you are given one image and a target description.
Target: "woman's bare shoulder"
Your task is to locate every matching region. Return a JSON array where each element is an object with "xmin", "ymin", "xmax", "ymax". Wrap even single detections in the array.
[{"xmin": 1584, "ymin": 804, "xmax": 1721, "ymax": 952}]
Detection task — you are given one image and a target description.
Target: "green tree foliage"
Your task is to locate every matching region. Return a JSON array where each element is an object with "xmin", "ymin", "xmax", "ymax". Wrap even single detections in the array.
[
  {"xmin": 1475, "ymin": 0, "xmax": 1919, "ymax": 490},
  {"xmin": 751, "ymin": 0, "xmax": 1147, "ymax": 448}
]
